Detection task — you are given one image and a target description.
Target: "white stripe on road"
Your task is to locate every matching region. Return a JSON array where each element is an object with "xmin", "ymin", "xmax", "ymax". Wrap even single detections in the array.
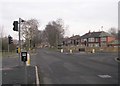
[
  {"xmin": 114, "ymin": 57, "xmax": 120, "ymax": 62},
  {"xmin": 35, "ymin": 66, "xmax": 40, "ymax": 86},
  {"xmin": 98, "ymin": 75, "xmax": 112, "ymax": 78},
  {"xmin": 0, "ymin": 67, "xmax": 13, "ymax": 70}
]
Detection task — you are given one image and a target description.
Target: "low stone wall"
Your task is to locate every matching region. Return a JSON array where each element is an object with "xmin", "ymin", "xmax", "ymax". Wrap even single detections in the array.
[
  {"xmin": 85, "ymin": 47, "xmax": 119, "ymax": 53},
  {"xmin": 62, "ymin": 46, "xmax": 119, "ymax": 53},
  {"xmin": 62, "ymin": 45, "xmax": 81, "ymax": 53}
]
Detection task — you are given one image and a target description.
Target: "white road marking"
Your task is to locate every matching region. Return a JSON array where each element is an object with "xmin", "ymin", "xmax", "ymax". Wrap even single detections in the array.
[
  {"xmin": 0, "ymin": 67, "xmax": 13, "ymax": 71},
  {"xmin": 98, "ymin": 75, "xmax": 112, "ymax": 78},
  {"xmin": 115, "ymin": 57, "xmax": 120, "ymax": 62},
  {"xmin": 35, "ymin": 66, "xmax": 40, "ymax": 86}
]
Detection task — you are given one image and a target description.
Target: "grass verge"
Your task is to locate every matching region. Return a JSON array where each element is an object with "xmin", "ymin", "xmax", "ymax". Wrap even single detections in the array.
[{"xmin": 2, "ymin": 52, "xmax": 17, "ymax": 58}]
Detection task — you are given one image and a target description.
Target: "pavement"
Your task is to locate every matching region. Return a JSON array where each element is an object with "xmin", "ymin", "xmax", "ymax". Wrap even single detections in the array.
[
  {"xmin": 2, "ymin": 54, "xmax": 39, "ymax": 85},
  {"xmin": 2, "ymin": 66, "xmax": 36, "ymax": 85}
]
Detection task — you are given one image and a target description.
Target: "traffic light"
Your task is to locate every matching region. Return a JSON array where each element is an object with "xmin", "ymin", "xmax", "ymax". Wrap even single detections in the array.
[
  {"xmin": 8, "ymin": 36, "xmax": 13, "ymax": 44},
  {"xmin": 13, "ymin": 21, "xmax": 18, "ymax": 31},
  {"xmin": 16, "ymin": 47, "xmax": 18, "ymax": 53},
  {"xmin": 16, "ymin": 47, "xmax": 21, "ymax": 53}
]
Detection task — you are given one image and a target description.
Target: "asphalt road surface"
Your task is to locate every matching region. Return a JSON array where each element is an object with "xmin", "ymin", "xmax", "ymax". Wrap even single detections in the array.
[
  {"xmin": 31, "ymin": 48, "xmax": 119, "ymax": 84},
  {"xmin": 2, "ymin": 48, "xmax": 119, "ymax": 85}
]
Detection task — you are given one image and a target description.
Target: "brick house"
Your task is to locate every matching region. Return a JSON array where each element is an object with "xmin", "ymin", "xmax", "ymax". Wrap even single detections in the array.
[
  {"xmin": 80, "ymin": 31, "xmax": 115, "ymax": 47},
  {"xmin": 62, "ymin": 35, "xmax": 81, "ymax": 46}
]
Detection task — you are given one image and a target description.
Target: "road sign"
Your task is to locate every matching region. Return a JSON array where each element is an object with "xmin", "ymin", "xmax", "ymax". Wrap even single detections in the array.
[{"xmin": 21, "ymin": 52, "xmax": 27, "ymax": 62}]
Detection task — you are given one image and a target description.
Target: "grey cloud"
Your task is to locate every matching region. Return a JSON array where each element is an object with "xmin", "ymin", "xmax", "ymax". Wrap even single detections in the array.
[{"xmin": 0, "ymin": 0, "xmax": 118, "ymax": 37}]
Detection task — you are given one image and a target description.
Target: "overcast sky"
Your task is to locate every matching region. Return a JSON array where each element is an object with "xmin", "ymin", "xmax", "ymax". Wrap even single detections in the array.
[{"xmin": 0, "ymin": 0, "xmax": 119, "ymax": 39}]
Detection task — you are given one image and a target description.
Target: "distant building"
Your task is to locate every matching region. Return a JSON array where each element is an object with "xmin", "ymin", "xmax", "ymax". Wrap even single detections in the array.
[
  {"xmin": 62, "ymin": 35, "xmax": 81, "ymax": 46},
  {"xmin": 69, "ymin": 35, "xmax": 81, "ymax": 46},
  {"xmin": 80, "ymin": 31, "xmax": 115, "ymax": 47}
]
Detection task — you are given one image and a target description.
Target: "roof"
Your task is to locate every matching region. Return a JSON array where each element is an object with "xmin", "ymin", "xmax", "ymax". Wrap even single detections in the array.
[
  {"xmin": 70, "ymin": 35, "xmax": 80, "ymax": 40},
  {"xmin": 81, "ymin": 31, "xmax": 112, "ymax": 39},
  {"xmin": 62, "ymin": 35, "xmax": 80, "ymax": 42},
  {"xmin": 62, "ymin": 37, "xmax": 70, "ymax": 41}
]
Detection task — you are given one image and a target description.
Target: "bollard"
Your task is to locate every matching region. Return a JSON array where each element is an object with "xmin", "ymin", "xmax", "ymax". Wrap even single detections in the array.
[
  {"xmin": 92, "ymin": 49, "xmax": 95, "ymax": 53},
  {"xmin": 61, "ymin": 49, "xmax": 63, "ymax": 53},
  {"xmin": 70, "ymin": 49, "xmax": 73, "ymax": 54},
  {"xmin": 26, "ymin": 53, "xmax": 30, "ymax": 66}
]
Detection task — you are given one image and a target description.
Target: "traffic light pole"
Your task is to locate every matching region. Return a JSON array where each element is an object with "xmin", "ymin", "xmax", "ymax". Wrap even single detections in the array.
[
  {"xmin": 8, "ymin": 35, "xmax": 10, "ymax": 53},
  {"xmin": 13, "ymin": 18, "xmax": 25, "ymax": 66},
  {"xmin": 8, "ymin": 44, "xmax": 9, "ymax": 53},
  {"xmin": 18, "ymin": 18, "xmax": 21, "ymax": 66},
  {"xmin": 8, "ymin": 35, "xmax": 12, "ymax": 54}
]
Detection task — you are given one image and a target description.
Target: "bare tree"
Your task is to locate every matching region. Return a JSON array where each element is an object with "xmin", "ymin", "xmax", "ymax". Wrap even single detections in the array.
[
  {"xmin": 21, "ymin": 19, "xmax": 39, "ymax": 49},
  {"xmin": 0, "ymin": 25, "xmax": 4, "ymax": 51},
  {"xmin": 108, "ymin": 27, "xmax": 118, "ymax": 38},
  {"xmin": 0, "ymin": 25, "xmax": 5, "ymax": 38},
  {"xmin": 44, "ymin": 19, "xmax": 65, "ymax": 47}
]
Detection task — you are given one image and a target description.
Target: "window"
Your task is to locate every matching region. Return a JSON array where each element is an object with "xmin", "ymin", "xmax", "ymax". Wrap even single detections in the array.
[
  {"xmin": 95, "ymin": 38, "xmax": 99, "ymax": 42},
  {"xmin": 101, "ymin": 37, "xmax": 106, "ymax": 42},
  {"xmin": 88, "ymin": 38, "xmax": 94, "ymax": 42},
  {"xmin": 88, "ymin": 44, "xmax": 94, "ymax": 47},
  {"xmin": 101, "ymin": 42, "xmax": 107, "ymax": 46},
  {"xmin": 81, "ymin": 39, "xmax": 87, "ymax": 42},
  {"xmin": 95, "ymin": 43, "xmax": 99, "ymax": 47}
]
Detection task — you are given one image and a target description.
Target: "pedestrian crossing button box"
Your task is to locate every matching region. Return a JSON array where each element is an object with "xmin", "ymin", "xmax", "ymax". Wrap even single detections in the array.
[{"xmin": 21, "ymin": 52, "xmax": 27, "ymax": 62}]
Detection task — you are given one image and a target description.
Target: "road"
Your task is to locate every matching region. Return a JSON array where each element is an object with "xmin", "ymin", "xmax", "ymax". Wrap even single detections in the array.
[
  {"xmin": 31, "ymin": 48, "xmax": 118, "ymax": 84},
  {"xmin": 2, "ymin": 48, "xmax": 119, "ymax": 85}
]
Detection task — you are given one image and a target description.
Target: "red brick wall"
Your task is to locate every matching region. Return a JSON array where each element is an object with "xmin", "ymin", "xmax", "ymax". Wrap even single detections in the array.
[{"xmin": 107, "ymin": 36, "xmax": 115, "ymax": 43}]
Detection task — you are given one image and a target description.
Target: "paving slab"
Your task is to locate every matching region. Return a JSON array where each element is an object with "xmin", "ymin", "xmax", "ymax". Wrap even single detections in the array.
[{"xmin": 2, "ymin": 66, "xmax": 36, "ymax": 85}]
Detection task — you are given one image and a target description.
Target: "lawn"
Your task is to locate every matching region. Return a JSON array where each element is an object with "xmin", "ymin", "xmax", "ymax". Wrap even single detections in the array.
[
  {"xmin": 1, "ymin": 51, "xmax": 17, "ymax": 58},
  {"xmin": 0, "ymin": 52, "xmax": 2, "ymax": 58}
]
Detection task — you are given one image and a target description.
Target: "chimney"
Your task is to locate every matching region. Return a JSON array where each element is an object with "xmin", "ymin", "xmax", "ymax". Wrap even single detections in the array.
[{"xmin": 89, "ymin": 30, "xmax": 91, "ymax": 33}]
